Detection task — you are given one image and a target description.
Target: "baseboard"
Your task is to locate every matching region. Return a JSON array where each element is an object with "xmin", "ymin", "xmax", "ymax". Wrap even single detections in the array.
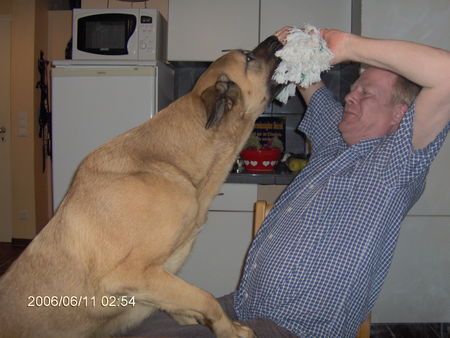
[{"xmin": 11, "ymin": 238, "xmax": 32, "ymax": 247}]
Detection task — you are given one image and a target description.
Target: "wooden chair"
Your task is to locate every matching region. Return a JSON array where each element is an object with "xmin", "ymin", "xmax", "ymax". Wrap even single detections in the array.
[{"xmin": 253, "ymin": 200, "xmax": 371, "ymax": 338}]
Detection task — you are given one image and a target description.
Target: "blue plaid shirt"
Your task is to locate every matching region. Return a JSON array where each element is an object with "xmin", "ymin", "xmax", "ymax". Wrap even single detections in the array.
[{"xmin": 234, "ymin": 87, "xmax": 450, "ymax": 337}]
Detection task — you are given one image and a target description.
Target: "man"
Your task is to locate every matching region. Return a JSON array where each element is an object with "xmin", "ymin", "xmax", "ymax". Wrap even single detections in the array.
[
  {"xmin": 233, "ymin": 27, "xmax": 450, "ymax": 337},
  {"xmin": 127, "ymin": 29, "xmax": 450, "ymax": 337}
]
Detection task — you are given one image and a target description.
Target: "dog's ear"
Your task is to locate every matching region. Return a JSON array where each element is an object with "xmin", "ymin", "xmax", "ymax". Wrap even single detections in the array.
[{"xmin": 201, "ymin": 74, "xmax": 241, "ymax": 129}]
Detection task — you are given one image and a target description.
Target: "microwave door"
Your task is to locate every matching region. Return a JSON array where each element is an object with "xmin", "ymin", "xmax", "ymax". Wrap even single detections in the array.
[{"xmin": 75, "ymin": 13, "xmax": 138, "ymax": 60}]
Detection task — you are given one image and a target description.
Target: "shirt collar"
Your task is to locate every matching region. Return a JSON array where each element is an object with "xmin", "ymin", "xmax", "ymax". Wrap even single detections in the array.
[{"xmin": 340, "ymin": 135, "xmax": 385, "ymax": 157}]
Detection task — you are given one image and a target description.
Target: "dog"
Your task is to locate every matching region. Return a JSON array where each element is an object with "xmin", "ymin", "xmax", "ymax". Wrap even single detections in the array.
[{"xmin": 0, "ymin": 36, "xmax": 282, "ymax": 338}]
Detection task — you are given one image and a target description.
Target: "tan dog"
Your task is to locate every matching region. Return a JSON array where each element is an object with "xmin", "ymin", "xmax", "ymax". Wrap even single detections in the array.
[{"xmin": 0, "ymin": 36, "xmax": 282, "ymax": 338}]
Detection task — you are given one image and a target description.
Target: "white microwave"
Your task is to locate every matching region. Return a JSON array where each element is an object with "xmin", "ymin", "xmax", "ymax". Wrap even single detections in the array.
[{"xmin": 72, "ymin": 8, "xmax": 166, "ymax": 61}]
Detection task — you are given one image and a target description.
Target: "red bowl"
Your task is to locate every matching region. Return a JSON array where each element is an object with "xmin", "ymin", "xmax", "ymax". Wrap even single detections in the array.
[{"xmin": 240, "ymin": 149, "xmax": 281, "ymax": 173}]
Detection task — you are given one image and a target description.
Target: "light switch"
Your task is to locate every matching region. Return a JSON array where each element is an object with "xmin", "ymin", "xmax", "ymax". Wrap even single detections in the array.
[{"xmin": 18, "ymin": 111, "xmax": 27, "ymax": 137}]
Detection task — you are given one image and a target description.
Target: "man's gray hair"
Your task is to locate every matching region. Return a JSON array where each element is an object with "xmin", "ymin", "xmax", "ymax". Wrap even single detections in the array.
[{"xmin": 391, "ymin": 75, "xmax": 421, "ymax": 106}]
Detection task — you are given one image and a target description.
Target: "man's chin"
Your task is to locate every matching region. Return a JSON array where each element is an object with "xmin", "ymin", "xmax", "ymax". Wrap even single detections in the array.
[
  {"xmin": 338, "ymin": 121, "xmax": 348, "ymax": 134},
  {"xmin": 338, "ymin": 123, "xmax": 356, "ymax": 146}
]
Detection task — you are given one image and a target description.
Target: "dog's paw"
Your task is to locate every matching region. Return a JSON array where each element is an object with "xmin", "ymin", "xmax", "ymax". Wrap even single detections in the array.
[
  {"xmin": 232, "ymin": 321, "xmax": 255, "ymax": 338},
  {"xmin": 170, "ymin": 313, "xmax": 199, "ymax": 325}
]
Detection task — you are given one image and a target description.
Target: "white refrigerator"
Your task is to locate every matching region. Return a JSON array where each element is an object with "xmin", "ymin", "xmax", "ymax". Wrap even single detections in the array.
[{"xmin": 51, "ymin": 60, "xmax": 174, "ymax": 211}]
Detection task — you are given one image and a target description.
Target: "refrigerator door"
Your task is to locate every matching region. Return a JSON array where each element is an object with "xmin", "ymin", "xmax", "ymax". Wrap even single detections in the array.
[{"xmin": 51, "ymin": 66, "xmax": 157, "ymax": 210}]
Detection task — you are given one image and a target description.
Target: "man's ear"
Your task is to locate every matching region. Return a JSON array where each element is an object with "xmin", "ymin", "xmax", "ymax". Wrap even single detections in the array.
[
  {"xmin": 393, "ymin": 103, "xmax": 409, "ymax": 125},
  {"xmin": 201, "ymin": 74, "xmax": 241, "ymax": 129}
]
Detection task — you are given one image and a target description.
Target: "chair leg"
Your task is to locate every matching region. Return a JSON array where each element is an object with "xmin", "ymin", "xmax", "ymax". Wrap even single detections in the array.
[{"xmin": 357, "ymin": 314, "xmax": 371, "ymax": 338}]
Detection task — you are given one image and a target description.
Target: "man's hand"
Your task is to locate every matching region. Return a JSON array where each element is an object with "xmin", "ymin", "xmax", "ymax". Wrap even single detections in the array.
[
  {"xmin": 274, "ymin": 26, "xmax": 292, "ymax": 45},
  {"xmin": 319, "ymin": 29, "xmax": 354, "ymax": 65},
  {"xmin": 275, "ymin": 26, "xmax": 354, "ymax": 66}
]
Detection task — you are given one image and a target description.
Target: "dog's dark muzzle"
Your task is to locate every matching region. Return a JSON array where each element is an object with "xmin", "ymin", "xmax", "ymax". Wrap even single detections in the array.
[
  {"xmin": 252, "ymin": 36, "xmax": 285, "ymax": 98},
  {"xmin": 253, "ymin": 35, "xmax": 283, "ymax": 57}
]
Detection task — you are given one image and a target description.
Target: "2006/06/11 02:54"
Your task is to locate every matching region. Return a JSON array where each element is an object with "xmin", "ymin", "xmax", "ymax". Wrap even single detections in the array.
[{"xmin": 27, "ymin": 295, "xmax": 136, "ymax": 307}]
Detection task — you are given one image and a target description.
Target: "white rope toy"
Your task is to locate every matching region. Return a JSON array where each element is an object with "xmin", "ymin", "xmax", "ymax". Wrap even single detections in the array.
[{"xmin": 273, "ymin": 25, "xmax": 334, "ymax": 103}]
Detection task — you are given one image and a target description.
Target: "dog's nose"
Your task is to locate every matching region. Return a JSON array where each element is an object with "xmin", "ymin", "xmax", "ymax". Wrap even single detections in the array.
[{"xmin": 254, "ymin": 36, "xmax": 283, "ymax": 56}]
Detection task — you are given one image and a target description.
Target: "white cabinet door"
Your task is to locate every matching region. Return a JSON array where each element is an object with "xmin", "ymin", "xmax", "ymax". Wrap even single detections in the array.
[
  {"xmin": 409, "ymin": 137, "xmax": 450, "ymax": 216},
  {"xmin": 209, "ymin": 183, "xmax": 258, "ymax": 212},
  {"xmin": 372, "ymin": 216, "xmax": 450, "ymax": 322},
  {"xmin": 177, "ymin": 183, "xmax": 257, "ymax": 296},
  {"xmin": 260, "ymin": 0, "xmax": 353, "ymax": 41},
  {"xmin": 177, "ymin": 211, "xmax": 254, "ymax": 297},
  {"xmin": 168, "ymin": 0, "xmax": 259, "ymax": 61}
]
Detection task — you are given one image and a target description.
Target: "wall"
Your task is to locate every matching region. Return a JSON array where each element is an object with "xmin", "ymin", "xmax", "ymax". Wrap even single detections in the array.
[
  {"xmin": 81, "ymin": 0, "xmax": 168, "ymax": 20},
  {"xmin": 0, "ymin": 2, "xmax": 13, "ymax": 242},
  {"xmin": 7, "ymin": 0, "xmax": 50, "ymax": 239},
  {"xmin": 0, "ymin": 1, "xmax": 12, "ymax": 13},
  {"xmin": 10, "ymin": 0, "xmax": 38, "ymax": 239},
  {"xmin": 34, "ymin": 0, "xmax": 51, "ymax": 234},
  {"xmin": 48, "ymin": 10, "xmax": 72, "ymax": 61}
]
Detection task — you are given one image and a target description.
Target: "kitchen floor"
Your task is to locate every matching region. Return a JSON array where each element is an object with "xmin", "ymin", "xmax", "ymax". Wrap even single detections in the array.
[{"xmin": 0, "ymin": 242, "xmax": 448, "ymax": 337}]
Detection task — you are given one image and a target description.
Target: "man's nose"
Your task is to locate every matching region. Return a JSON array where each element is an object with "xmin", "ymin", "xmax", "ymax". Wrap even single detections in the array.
[{"xmin": 345, "ymin": 90, "xmax": 358, "ymax": 105}]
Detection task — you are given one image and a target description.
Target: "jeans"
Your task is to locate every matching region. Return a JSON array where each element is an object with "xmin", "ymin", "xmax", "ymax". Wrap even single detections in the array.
[{"xmin": 123, "ymin": 293, "xmax": 297, "ymax": 337}]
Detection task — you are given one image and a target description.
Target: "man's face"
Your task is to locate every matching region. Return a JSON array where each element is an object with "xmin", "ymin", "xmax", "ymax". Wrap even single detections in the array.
[{"xmin": 339, "ymin": 67, "xmax": 405, "ymax": 146}]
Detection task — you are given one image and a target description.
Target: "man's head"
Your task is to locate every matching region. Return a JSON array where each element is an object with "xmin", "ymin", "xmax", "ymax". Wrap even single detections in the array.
[{"xmin": 339, "ymin": 67, "xmax": 420, "ymax": 146}]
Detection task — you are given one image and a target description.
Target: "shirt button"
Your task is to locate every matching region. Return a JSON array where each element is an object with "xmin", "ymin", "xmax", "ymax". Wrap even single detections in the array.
[
  {"xmin": 252, "ymin": 263, "xmax": 257, "ymax": 269},
  {"xmin": 309, "ymin": 184, "xmax": 315, "ymax": 189},
  {"xmin": 268, "ymin": 234, "xmax": 273, "ymax": 239},
  {"xmin": 286, "ymin": 207, "xmax": 293, "ymax": 212}
]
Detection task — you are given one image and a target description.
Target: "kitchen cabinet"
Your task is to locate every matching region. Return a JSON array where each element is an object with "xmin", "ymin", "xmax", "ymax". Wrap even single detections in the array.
[
  {"xmin": 177, "ymin": 183, "xmax": 257, "ymax": 296},
  {"xmin": 408, "ymin": 138, "xmax": 450, "ymax": 216},
  {"xmin": 372, "ymin": 216, "xmax": 450, "ymax": 322},
  {"xmin": 168, "ymin": 0, "xmax": 359, "ymax": 61},
  {"xmin": 168, "ymin": 0, "xmax": 259, "ymax": 61},
  {"xmin": 371, "ymin": 110, "xmax": 450, "ymax": 324},
  {"xmin": 260, "ymin": 0, "xmax": 355, "ymax": 40}
]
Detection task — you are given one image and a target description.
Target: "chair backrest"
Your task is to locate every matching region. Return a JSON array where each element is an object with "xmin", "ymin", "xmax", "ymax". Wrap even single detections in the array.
[
  {"xmin": 253, "ymin": 200, "xmax": 371, "ymax": 338},
  {"xmin": 253, "ymin": 200, "xmax": 273, "ymax": 237}
]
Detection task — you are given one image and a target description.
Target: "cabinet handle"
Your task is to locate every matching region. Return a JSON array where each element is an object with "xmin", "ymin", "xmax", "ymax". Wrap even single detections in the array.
[{"xmin": 216, "ymin": 193, "xmax": 225, "ymax": 196}]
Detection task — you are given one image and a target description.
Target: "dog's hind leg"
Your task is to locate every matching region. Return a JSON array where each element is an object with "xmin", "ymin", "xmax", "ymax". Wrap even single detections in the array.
[{"xmin": 102, "ymin": 266, "xmax": 254, "ymax": 338}]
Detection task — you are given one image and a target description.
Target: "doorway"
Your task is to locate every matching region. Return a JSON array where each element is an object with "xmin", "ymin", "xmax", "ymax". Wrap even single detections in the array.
[{"xmin": 0, "ymin": 15, "xmax": 13, "ymax": 242}]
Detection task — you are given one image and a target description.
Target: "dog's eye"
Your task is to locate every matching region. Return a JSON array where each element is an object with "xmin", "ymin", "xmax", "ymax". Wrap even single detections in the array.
[{"xmin": 245, "ymin": 52, "xmax": 255, "ymax": 63}]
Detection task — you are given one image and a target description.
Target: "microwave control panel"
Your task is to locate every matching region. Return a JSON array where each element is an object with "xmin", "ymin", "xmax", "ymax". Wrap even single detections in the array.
[
  {"xmin": 139, "ymin": 14, "xmax": 156, "ymax": 60},
  {"xmin": 138, "ymin": 8, "xmax": 166, "ymax": 61}
]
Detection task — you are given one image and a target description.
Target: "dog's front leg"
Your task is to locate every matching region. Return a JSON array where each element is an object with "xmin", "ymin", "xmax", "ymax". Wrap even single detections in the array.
[{"xmin": 103, "ymin": 266, "xmax": 254, "ymax": 338}]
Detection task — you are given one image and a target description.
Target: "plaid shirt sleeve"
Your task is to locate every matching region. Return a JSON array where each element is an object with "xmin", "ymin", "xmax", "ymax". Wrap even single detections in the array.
[
  {"xmin": 382, "ymin": 102, "xmax": 450, "ymax": 188},
  {"xmin": 298, "ymin": 86, "xmax": 343, "ymax": 153}
]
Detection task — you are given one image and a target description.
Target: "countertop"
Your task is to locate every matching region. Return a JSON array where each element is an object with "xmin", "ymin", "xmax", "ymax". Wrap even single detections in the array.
[{"xmin": 226, "ymin": 170, "xmax": 297, "ymax": 185}]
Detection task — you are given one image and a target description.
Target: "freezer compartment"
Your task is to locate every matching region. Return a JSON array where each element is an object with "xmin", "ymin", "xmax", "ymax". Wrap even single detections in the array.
[{"xmin": 51, "ymin": 64, "xmax": 173, "ymax": 210}]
